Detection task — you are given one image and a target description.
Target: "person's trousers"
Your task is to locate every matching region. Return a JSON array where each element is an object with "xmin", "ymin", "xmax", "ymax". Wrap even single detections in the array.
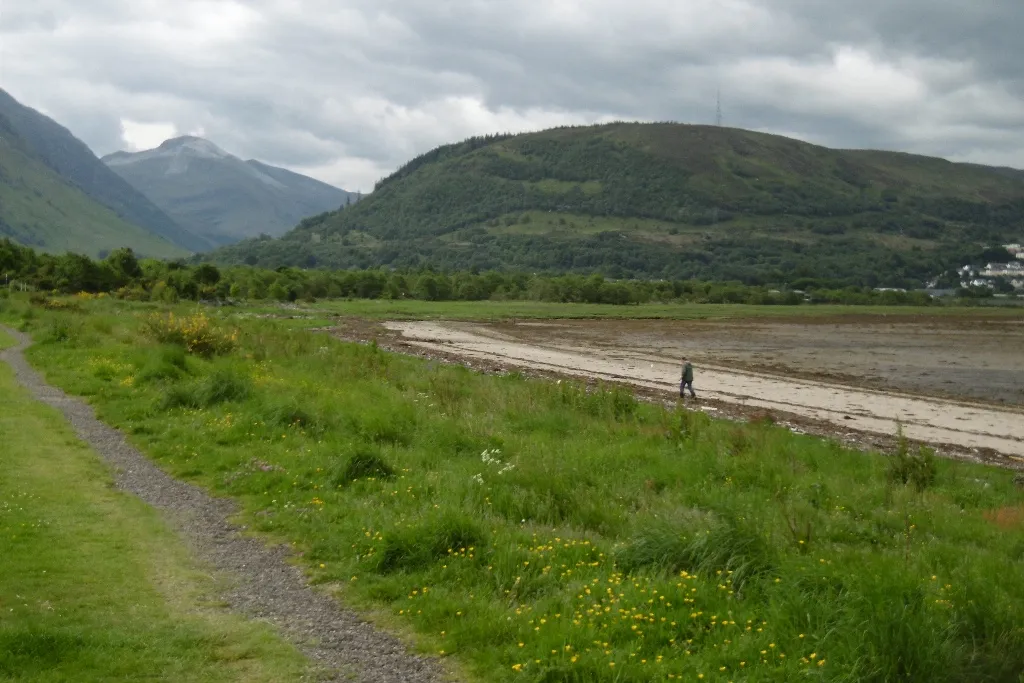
[{"xmin": 680, "ymin": 380, "xmax": 696, "ymax": 398}]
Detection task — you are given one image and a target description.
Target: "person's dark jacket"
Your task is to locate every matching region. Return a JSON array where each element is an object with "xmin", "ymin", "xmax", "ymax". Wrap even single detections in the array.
[{"xmin": 682, "ymin": 362, "xmax": 694, "ymax": 383}]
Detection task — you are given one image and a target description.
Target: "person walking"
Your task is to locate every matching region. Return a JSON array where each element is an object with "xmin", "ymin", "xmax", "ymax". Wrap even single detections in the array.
[{"xmin": 680, "ymin": 357, "xmax": 696, "ymax": 399}]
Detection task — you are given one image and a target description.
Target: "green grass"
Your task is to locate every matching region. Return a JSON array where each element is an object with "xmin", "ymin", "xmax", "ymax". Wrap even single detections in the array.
[
  {"xmin": 5, "ymin": 296, "xmax": 1024, "ymax": 683},
  {"xmin": 0, "ymin": 328, "xmax": 313, "ymax": 681},
  {"xmin": 292, "ymin": 298, "xmax": 1024, "ymax": 322}
]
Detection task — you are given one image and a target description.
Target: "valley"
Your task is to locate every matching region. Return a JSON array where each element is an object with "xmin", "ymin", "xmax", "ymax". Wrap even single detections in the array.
[{"xmin": 5, "ymin": 4, "xmax": 1024, "ymax": 682}]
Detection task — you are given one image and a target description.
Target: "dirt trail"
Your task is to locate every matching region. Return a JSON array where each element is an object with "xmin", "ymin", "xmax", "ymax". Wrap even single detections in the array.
[
  {"xmin": 384, "ymin": 321, "xmax": 1024, "ymax": 460},
  {"xmin": 0, "ymin": 326, "xmax": 446, "ymax": 683}
]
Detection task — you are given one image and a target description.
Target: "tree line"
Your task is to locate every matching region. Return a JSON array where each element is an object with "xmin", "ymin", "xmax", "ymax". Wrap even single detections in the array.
[{"xmin": 0, "ymin": 238, "xmax": 972, "ymax": 307}]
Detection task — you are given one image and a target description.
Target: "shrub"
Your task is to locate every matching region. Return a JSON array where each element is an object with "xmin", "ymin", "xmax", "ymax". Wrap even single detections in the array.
[
  {"xmin": 141, "ymin": 311, "xmax": 237, "ymax": 357},
  {"xmin": 32, "ymin": 296, "xmax": 81, "ymax": 312}
]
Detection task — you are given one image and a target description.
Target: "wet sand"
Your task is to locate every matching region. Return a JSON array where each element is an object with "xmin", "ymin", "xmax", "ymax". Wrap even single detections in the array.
[{"xmin": 382, "ymin": 320, "xmax": 1024, "ymax": 459}]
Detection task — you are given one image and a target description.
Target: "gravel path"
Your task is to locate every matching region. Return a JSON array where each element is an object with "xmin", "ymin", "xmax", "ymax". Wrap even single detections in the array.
[{"xmin": 0, "ymin": 326, "xmax": 448, "ymax": 683}]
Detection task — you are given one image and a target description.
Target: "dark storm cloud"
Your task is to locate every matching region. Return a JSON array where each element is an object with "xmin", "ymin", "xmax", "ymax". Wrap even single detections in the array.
[{"xmin": 1, "ymin": 0, "xmax": 1021, "ymax": 190}]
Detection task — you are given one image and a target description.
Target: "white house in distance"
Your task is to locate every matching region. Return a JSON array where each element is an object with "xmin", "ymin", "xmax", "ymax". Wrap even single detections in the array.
[
  {"xmin": 1005, "ymin": 243, "xmax": 1024, "ymax": 259},
  {"xmin": 981, "ymin": 261, "xmax": 1024, "ymax": 277}
]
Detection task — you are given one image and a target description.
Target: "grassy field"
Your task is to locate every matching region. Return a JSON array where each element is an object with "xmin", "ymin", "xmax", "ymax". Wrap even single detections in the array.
[
  {"xmin": 3, "ymin": 295, "xmax": 1024, "ymax": 682},
  {"xmin": 288, "ymin": 299, "xmax": 1024, "ymax": 322},
  {"xmin": 0, "ymin": 324, "xmax": 312, "ymax": 681}
]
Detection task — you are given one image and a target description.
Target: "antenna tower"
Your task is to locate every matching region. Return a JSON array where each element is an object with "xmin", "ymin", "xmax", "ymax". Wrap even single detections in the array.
[{"xmin": 715, "ymin": 89, "xmax": 722, "ymax": 127}]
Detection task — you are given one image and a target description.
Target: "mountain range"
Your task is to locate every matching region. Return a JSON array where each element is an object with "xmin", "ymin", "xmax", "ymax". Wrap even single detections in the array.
[
  {"xmin": 208, "ymin": 122, "xmax": 1024, "ymax": 286},
  {"xmin": 4, "ymin": 83, "xmax": 1022, "ymax": 286},
  {"xmin": 103, "ymin": 137, "xmax": 356, "ymax": 246},
  {"xmin": 0, "ymin": 88, "xmax": 200, "ymax": 257},
  {"xmin": 0, "ymin": 88, "xmax": 354, "ymax": 258}
]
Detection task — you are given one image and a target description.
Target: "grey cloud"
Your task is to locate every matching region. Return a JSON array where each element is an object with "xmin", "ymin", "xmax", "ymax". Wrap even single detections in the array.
[{"xmin": 1, "ymin": 0, "xmax": 1022, "ymax": 192}]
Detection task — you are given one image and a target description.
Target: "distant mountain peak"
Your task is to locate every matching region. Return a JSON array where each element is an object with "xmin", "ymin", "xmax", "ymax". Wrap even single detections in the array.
[
  {"xmin": 157, "ymin": 136, "xmax": 231, "ymax": 159},
  {"xmin": 105, "ymin": 136, "xmax": 234, "ymax": 168},
  {"xmin": 0, "ymin": 87, "xmax": 209, "ymax": 254},
  {"xmin": 102, "ymin": 135, "xmax": 355, "ymax": 245}
]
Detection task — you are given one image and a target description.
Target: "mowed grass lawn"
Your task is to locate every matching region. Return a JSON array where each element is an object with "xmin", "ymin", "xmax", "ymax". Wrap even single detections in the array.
[
  {"xmin": 4, "ymin": 297, "xmax": 1024, "ymax": 683},
  {"xmin": 0, "ymin": 329, "xmax": 313, "ymax": 682}
]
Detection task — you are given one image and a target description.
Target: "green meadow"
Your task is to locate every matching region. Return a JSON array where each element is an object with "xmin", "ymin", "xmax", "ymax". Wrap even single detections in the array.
[
  {"xmin": 1, "ymin": 293, "xmax": 1023, "ymax": 683},
  {"xmin": 0, "ymin": 323, "xmax": 312, "ymax": 682}
]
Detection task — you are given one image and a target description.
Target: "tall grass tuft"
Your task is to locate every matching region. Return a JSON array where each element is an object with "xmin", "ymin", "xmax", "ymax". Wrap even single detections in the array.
[
  {"xmin": 40, "ymin": 316, "xmax": 82, "ymax": 345},
  {"xmin": 159, "ymin": 366, "xmax": 251, "ymax": 409},
  {"xmin": 372, "ymin": 513, "xmax": 487, "ymax": 574},
  {"xmin": 427, "ymin": 367, "xmax": 470, "ymax": 414},
  {"xmin": 333, "ymin": 445, "xmax": 396, "ymax": 485},
  {"xmin": 260, "ymin": 395, "xmax": 332, "ymax": 434},
  {"xmin": 617, "ymin": 515, "xmax": 776, "ymax": 591},
  {"xmin": 887, "ymin": 428, "xmax": 938, "ymax": 492},
  {"xmin": 137, "ymin": 345, "xmax": 189, "ymax": 384}
]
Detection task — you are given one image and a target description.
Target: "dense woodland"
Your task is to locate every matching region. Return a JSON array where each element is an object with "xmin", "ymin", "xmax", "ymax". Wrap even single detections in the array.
[
  {"xmin": 209, "ymin": 123, "xmax": 1024, "ymax": 286},
  {"xmin": 2, "ymin": 239, "xmax": 1010, "ymax": 306}
]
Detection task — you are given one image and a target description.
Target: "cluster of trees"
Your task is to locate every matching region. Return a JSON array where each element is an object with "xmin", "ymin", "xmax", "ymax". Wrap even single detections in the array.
[
  {"xmin": 0, "ymin": 238, "xmax": 962, "ymax": 307},
  {"xmin": 209, "ymin": 229, "xmax": 1009, "ymax": 291}
]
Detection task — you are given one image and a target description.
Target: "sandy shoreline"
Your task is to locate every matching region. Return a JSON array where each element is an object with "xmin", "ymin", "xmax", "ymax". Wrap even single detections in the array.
[{"xmin": 383, "ymin": 320, "xmax": 1024, "ymax": 459}]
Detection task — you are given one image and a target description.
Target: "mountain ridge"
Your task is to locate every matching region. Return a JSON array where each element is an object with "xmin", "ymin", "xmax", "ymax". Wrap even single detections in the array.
[
  {"xmin": 0, "ymin": 109, "xmax": 188, "ymax": 259},
  {"xmin": 206, "ymin": 121, "xmax": 1024, "ymax": 286},
  {"xmin": 103, "ymin": 137, "xmax": 357, "ymax": 246},
  {"xmin": 0, "ymin": 88, "xmax": 210, "ymax": 252}
]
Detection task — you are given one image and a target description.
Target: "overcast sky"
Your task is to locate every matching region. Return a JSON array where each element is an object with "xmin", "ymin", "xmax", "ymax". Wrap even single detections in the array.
[{"xmin": 2, "ymin": 0, "xmax": 1022, "ymax": 192}]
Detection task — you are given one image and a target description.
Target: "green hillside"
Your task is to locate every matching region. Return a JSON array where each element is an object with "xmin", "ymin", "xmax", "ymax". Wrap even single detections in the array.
[
  {"xmin": 0, "ymin": 89, "xmax": 210, "ymax": 253},
  {"xmin": 209, "ymin": 123, "xmax": 1024, "ymax": 286},
  {"xmin": 0, "ymin": 114, "xmax": 187, "ymax": 259}
]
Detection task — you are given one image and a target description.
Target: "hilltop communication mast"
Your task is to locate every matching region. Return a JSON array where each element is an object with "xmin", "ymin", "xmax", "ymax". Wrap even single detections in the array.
[{"xmin": 715, "ymin": 89, "xmax": 723, "ymax": 127}]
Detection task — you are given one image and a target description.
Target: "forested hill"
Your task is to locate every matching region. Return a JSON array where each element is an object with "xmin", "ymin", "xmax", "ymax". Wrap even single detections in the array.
[{"xmin": 206, "ymin": 123, "xmax": 1024, "ymax": 286}]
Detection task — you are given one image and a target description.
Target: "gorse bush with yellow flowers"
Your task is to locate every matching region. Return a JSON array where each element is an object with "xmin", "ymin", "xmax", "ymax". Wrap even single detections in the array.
[
  {"xmin": 141, "ymin": 311, "xmax": 237, "ymax": 357},
  {"xmin": 5, "ymin": 294, "xmax": 1024, "ymax": 683}
]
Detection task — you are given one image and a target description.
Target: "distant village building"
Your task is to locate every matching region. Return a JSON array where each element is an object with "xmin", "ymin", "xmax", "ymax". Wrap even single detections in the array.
[
  {"xmin": 945, "ymin": 246, "xmax": 1024, "ymax": 290},
  {"xmin": 981, "ymin": 262, "xmax": 1024, "ymax": 278}
]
